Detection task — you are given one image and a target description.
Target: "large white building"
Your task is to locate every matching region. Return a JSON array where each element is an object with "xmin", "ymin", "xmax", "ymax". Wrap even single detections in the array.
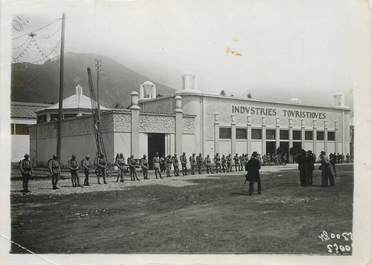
[{"xmin": 29, "ymin": 75, "xmax": 352, "ymax": 167}]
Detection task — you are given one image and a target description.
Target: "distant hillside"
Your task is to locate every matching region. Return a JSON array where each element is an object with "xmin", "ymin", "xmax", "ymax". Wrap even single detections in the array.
[{"xmin": 11, "ymin": 52, "xmax": 176, "ymax": 107}]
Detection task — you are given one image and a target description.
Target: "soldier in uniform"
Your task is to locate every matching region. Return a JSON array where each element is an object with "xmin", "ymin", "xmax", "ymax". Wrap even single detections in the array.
[
  {"xmin": 48, "ymin": 154, "xmax": 60, "ymax": 190},
  {"xmin": 166, "ymin": 155, "xmax": 173, "ymax": 177},
  {"xmin": 205, "ymin": 154, "xmax": 213, "ymax": 174},
  {"xmin": 196, "ymin": 153, "xmax": 203, "ymax": 174},
  {"xmin": 68, "ymin": 155, "xmax": 80, "ymax": 187},
  {"xmin": 96, "ymin": 153, "xmax": 107, "ymax": 184},
  {"xmin": 160, "ymin": 156, "xmax": 166, "ymax": 174},
  {"xmin": 81, "ymin": 155, "xmax": 91, "ymax": 186},
  {"xmin": 116, "ymin": 153, "xmax": 126, "ymax": 182},
  {"xmin": 172, "ymin": 154, "xmax": 180, "ymax": 176},
  {"xmin": 19, "ymin": 154, "xmax": 32, "ymax": 193},
  {"xmin": 226, "ymin": 154, "xmax": 232, "ymax": 172},
  {"xmin": 180, "ymin": 152, "xmax": 188, "ymax": 176},
  {"xmin": 153, "ymin": 152, "xmax": 162, "ymax": 179},
  {"xmin": 214, "ymin": 153, "xmax": 221, "ymax": 173},
  {"xmin": 141, "ymin": 155, "xmax": 149, "ymax": 179},
  {"xmin": 129, "ymin": 155, "xmax": 139, "ymax": 181},
  {"xmin": 189, "ymin": 153, "xmax": 196, "ymax": 175},
  {"xmin": 221, "ymin": 155, "xmax": 227, "ymax": 173},
  {"xmin": 245, "ymin": 151, "xmax": 262, "ymax": 195},
  {"xmin": 234, "ymin": 154, "xmax": 240, "ymax": 171},
  {"xmin": 320, "ymin": 151, "xmax": 335, "ymax": 187}
]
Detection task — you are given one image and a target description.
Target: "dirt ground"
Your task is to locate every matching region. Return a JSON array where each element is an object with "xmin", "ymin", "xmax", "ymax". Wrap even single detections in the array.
[{"xmin": 10, "ymin": 164, "xmax": 353, "ymax": 254}]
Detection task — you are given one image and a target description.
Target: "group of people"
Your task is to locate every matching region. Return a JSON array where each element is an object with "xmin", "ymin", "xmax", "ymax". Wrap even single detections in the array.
[
  {"xmin": 18, "ymin": 149, "xmax": 344, "ymax": 193},
  {"xmin": 296, "ymin": 150, "xmax": 337, "ymax": 187}
]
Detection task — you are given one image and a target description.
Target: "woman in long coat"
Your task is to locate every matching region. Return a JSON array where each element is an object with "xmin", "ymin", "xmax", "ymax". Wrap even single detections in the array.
[
  {"xmin": 319, "ymin": 151, "xmax": 335, "ymax": 187},
  {"xmin": 245, "ymin": 151, "xmax": 262, "ymax": 195}
]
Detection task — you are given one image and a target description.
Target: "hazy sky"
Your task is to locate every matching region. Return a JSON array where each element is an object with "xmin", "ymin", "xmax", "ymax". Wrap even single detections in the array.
[{"xmin": 11, "ymin": 0, "xmax": 370, "ymax": 107}]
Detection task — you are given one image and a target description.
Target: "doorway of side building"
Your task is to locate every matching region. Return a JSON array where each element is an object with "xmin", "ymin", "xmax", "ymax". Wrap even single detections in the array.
[
  {"xmin": 279, "ymin": 142, "xmax": 289, "ymax": 163},
  {"xmin": 266, "ymin": 141, "xmax": 276, "ymax": 156},
  {"xmin": 148, "ymin": 133, "xmax": 165, "ymax": 169}
]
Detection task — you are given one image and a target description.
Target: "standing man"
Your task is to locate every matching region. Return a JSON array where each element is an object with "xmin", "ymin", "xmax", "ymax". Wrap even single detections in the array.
[
  {"xmin": 81, "ymin": 155, "xmax": 91, "ymax": 186},
  {"xmin": 68, "ymin": 155, "xmax": 80, "ymax": 187},
  {"xmin": 196, "ymin": 153, "xmax": 203, "ymax": 174},
  {"xmin": 205, "ymin": 154, "xmax": 213, "ymax": 174},
  {"xmin": 245, "ymin": 151, "xmax": 262, "ymax": 196},
  {"xmin": 172, "ymin": 154, "xmax": 180, "ymax": 176},
  {"xmin": 116, "ymin": 153, "xmax": 126, "ymax": 183},
  {"xmin": 234, "ymin": 154, "xmax": 240, "ymax": 171},
  {"xmin": 297, "ymin": 149, "xmax": 307, "ymax": 186},
  {"xmin": 180, "ymin": 152, "xmax": 188, "ymax": 176},
  {"xmin": 129, "ymin": 155, "xmax": 139, "ymax": 181},
  {"xmin": 153, "ymin": 152, "xmax": 162, "ymax": 179},
  {"xmin": 221, "ymin": 155, "xmax": 227, "ymax": 173},
  {"xmin": 96, "ymin": 153, "xmax": 107, "ymax": 184},
  {"xmin": 19, "ymin": 154, "xmax": 32, "ymax": 193},
  {"xmin": 141, "ymin": 155, "xmax": 149, "ymax": 179},
  {"xmin": 305, "ymin": 150, "xmax": 315, "ymax": 186},
  {"xmin": 165, "ymin": 155, "xmax": 173, "ymax": 177},
  {"xmin": 320, "ymin": 151, "xmax": 335, "ymax": 187},
  {"xmin": 226, "ymin": 154, "xmax": 232, "ymax": 172},
  {"xmin": 189, "ymin": 153, "xmax": 196, "ymax": 175},
  {"xmin": 214, "ymin": 153, "xmax": 221, "ymax": 173},
  {"xmin": 48, "ymin": 155, "xmax": 60, "ymax": 190}
]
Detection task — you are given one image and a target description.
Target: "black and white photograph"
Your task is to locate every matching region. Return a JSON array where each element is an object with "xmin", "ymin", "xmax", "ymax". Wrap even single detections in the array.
[{"xmin": 0, "ymin": 0, "xmax": 371, "ymax": 264}]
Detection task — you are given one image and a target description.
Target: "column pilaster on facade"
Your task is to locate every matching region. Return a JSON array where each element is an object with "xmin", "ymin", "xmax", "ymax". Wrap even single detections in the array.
[
  {"xmin": 301, "ymin": 118, "xmax": 305, "ymax": 147},
  {"xmin": 275, "ymin": 118, "xmax": 280, "ymax": 150},
  {"xmin": 247, "ymin": 115, "xmax": 251, "ymax": 155},
  {"xmin": 262, "ymin": 117, "xmax": 266, "ymax": 155},
  {"xmin": 334, "ymin": 121, "xmax": 338, "ymax": 153},
  {"xmin": 174, "ymin": 96, "xmax": 183, "ymax": 155},
  {"xmin": 130, "ymin": 91, "xmax": 140, "ymax": 158},
  {"xmin": 289, "ymin": 118, "xmax": 293, "ymax": 149},
  {"xmin": 231, "ymin": 115, "xmax": 236, "ymax": 154},
  {"xmin": 214, "ymin": 112, "xmax": 220, "ymax": 155},
  {"xmin": 313, "ymin": 119, "xmax": 317, "ymax": 156},
  {"xmin": 324, "ymin": 120, "xmax": 328, "ymax": 154}
]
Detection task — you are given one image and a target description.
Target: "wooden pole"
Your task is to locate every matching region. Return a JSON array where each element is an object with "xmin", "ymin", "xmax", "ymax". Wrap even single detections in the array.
[
  {"xmin": 56, "ymin": 13, "xmax": 65, "ymax": 161},
  {"xmin": 95, "ymin": 59, "xmax": 101, "ymax": 122}
]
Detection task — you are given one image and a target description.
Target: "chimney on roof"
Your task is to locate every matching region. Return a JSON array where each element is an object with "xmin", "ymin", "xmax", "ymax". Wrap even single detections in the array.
[
  {"xmin": 333, "ymin": 93, "xmax": 345, "ymax": 107},
  {"xmin": 76, "ymin": 84, "xmax": 83, "ymax": 108}
]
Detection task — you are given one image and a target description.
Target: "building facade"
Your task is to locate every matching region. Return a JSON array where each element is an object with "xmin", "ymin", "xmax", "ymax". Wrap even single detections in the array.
[{"xmin": 29, "ymin": 76, "xmax": 352, "ymax": 166}]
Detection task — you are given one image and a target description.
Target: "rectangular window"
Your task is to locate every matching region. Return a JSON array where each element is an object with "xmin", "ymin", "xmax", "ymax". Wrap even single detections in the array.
[
  {"xmin": 37, "ymin": 115, "xmax": 47, "ymax": 123},
  {"xmin": 266, "ymin": 129, "xmax": 276, "ymax": 140},
  {"xmin": 51, "ymin": 114, "xmax": 59, "ymax": 121},
  {"xmin": 219, "ymin": 127, "xmax": 232, "ymax": 139},
  {"xmin": 251, "ymin": 128, "xmax": 262, "ymax": 140},
  {"xmin": 305, "ymin": 131, "xmax": 313, "ymax": 140},
  {"xmin": 63, "ymin": 114, "xmax": 76, "ymax": 119},
  {"xmin": 328, "ymin": 131, "xmax": 335, "ymax": 141},
  {"xmin": 13, "ymin": 124, "xmax": 29, "ymax": 135},
  {"xmin": 293, "ymin": 130, "xmax": 301, "ymax": 140},
  {"xmin": 317, "ymin": 131, "xmax": 324, "ymax": 140},
  {"xmin": 236, "ymin": 128, "xmax": 247, "ymax": 139},
  {"xmin": 280, "ymin": 130, "xmax": 289, "ymax": 140}
]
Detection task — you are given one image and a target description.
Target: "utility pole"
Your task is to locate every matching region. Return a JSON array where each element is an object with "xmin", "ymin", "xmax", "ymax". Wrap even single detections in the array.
[
  {"xmin": 95, "ymin": 59, "xmax": 102, "ymax": 122},
  {"xmin": 56, "ymin": 13, "xmax": 65, "ymax": 161}
]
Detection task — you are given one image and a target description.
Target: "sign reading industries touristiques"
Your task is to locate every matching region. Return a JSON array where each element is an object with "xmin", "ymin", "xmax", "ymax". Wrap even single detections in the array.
[{"xmin": 231, "ymin": 105, "xmax": 327, "ymax": 119}]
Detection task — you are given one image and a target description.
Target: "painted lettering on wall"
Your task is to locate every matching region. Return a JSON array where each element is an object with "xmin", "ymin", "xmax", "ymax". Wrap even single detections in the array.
[{"xmin": 232, "ymin": 105, "xmax": 327, "ymax": 119}]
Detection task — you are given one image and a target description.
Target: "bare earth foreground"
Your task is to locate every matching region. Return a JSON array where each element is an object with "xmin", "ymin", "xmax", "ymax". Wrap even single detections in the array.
[{"xmin": 10, "ymin": 164, "xmax": 353, "ymax": 254}]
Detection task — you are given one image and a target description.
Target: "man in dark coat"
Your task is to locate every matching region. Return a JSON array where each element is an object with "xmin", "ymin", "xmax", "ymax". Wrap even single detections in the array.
[
  {"xmin": 19, "ymin": 154, "xmax": 32, "ymax": 193},
  {"xmin": 304, "ymin": 150, "xmax": 315, "ymax": 185},
  {"xmin": 297, "ymin": 149, "xmax": 307, "ymax": 186},
  {"xmin": 245, "ymin": 151, "xmax": 262, "ymax": 195},
  {"xmin": 320, "ymin": 151, "xmax": 335, "ymax": 187}
]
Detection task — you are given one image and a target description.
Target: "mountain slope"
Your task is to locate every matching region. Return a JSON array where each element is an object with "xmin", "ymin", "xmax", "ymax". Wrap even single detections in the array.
[{"xmin": 11, "ymin": 52, "xmax": 176, "ymax": 107}]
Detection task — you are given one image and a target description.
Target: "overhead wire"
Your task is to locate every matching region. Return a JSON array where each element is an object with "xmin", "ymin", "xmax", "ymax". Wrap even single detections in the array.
[{"xmin": 12, "ymin": 17, "xmax": 61, "ymax": 41}]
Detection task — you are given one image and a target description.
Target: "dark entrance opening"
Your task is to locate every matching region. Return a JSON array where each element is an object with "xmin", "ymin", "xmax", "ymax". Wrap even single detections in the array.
[
  {"xmin": 279, "ymin": 142, "xmax": 289, "ymax": 163},
  {"xmin": 266, "ymin": 141, "xmax": 276, "ymax": 155},
  {"xmin": 148, "ymin": 133, "xmax": 165, "ymax": 169}
]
